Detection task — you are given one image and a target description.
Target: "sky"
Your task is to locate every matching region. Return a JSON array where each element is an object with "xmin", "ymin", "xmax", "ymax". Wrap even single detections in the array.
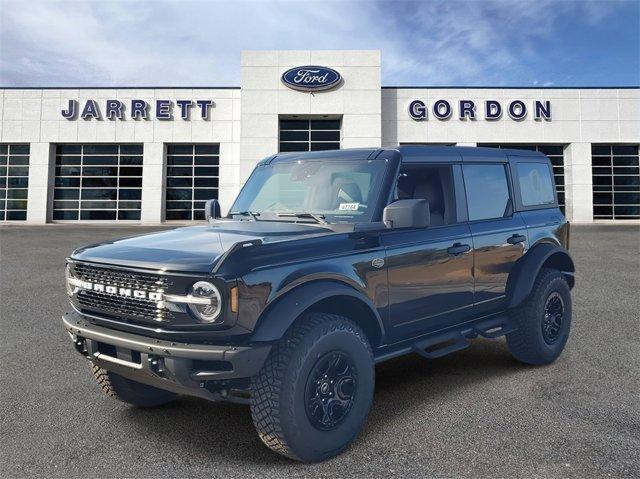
[{"xmin": 0, "ymin": 0, "xmax": 638, "ymax": 88}]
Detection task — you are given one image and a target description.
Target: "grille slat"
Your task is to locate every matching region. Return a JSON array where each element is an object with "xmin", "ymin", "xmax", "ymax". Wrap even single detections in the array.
[{"xmin": 72, "ymin": 263, "xmax": 173, "ymax": 323}]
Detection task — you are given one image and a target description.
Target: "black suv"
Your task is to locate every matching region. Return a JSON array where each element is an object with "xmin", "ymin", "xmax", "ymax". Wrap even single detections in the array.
[{"xmin": 63, "ymin": 145, "xmax": 574, "ymax": 462}]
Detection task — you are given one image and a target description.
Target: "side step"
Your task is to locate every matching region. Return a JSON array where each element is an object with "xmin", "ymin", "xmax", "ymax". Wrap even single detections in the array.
[{"xmin": 410, "ymin": 315, "xmax": 516, "ymax": 360}]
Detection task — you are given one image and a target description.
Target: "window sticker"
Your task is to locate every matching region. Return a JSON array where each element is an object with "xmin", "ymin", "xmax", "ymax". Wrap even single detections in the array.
[{"xmin": 339, "ymin": 202, "xmax": 360, "ymax": 211}]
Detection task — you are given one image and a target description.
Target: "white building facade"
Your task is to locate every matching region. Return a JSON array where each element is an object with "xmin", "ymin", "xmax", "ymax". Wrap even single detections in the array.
[{"xmin": 1, "ymin": 50, "xmax": 638, "ymax": 224}]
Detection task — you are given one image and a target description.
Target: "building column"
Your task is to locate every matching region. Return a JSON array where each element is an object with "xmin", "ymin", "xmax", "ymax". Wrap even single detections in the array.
[
  {"xmin": 564, "ymin": 142, "xmax": 593, "ymax": 223},
  {"xmin": 140, "ymin": 142, "xmax": 166, "ymax": 223},
  {"xmin": 26, "ymin": 143, "xmax": 54, "ymax": 224}
]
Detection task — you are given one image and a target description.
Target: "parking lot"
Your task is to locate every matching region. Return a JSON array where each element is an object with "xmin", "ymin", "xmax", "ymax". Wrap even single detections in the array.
[{"xmin": 1, "ymin": 224, "xmax": 639, "ymax": 478}]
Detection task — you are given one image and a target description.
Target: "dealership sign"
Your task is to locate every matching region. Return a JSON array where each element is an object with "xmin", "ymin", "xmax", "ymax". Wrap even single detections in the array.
[
  {"xmin": 281, "ymin": 66, "xmax": 342, "ymax": 92},
  {"xmin": 61, "ymin": 99, "xmax": 214, "ymax": 120},
  {"xmin": 408, "ymin": 99, "xmax": 552, "ymax": 121}
]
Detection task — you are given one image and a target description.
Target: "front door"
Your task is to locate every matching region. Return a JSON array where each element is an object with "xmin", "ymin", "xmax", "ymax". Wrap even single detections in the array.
[{"xmin": 381, "ymin": 163, "xmax": 475, "ymax": 342}]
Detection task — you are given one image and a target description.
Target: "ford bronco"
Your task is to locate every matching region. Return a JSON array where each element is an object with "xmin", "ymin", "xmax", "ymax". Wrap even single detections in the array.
[{"xmin": 63, "ymin": 145, "xmax": 574, "ymax": 462}]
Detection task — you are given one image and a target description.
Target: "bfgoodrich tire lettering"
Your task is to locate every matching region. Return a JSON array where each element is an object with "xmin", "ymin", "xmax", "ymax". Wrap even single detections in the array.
[
  {"xmin": 90, "ymin": 363, "xmax": 178, "ymax": 407},
  {"xmin": 250, "ymin": 313, "xmax": 374, "ymax": 462},
  {"xmin": 507, "ymin": 268, "xmax": 572, "ymax": 365}
]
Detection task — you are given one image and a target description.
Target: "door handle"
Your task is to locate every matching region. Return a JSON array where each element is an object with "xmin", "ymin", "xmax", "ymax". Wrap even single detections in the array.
[
  {"xmin": 507, "ymin": 234, "xmax": 527, "ymax": 245},
  {"xmin": 447, "ymin": 243, "xmax": 471, "ymax": 255}
]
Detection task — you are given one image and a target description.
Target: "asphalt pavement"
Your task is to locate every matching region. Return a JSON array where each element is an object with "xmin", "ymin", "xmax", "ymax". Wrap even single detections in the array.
[{"xmin": 1, "ymin": 224, "xmax": 639, "ymax": 478}]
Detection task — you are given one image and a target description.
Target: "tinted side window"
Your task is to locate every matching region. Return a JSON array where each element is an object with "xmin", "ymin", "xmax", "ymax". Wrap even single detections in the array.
[
  {"xmin": 516, "ymin": 162, "xmax": 555, "ymax": 207},
  {"xmin": 462, "ymin": 164, "xmax": 510, "ymax": 221}
]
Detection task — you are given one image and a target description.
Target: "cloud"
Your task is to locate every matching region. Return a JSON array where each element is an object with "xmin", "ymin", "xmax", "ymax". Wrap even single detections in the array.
[{"xmin": 0, "ymin": 0, "xmax": 636, "ymax": 87}]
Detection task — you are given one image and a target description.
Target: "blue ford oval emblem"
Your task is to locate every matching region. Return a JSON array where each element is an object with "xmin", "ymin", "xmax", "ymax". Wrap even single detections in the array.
[{"xmin": 281, "ymin": 65, "xmax": 342, "ymax": 92}]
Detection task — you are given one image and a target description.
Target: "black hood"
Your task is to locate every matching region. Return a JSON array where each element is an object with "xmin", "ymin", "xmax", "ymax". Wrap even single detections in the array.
[{"xmin": 71, "ymin": 220, "xmax": 335, "ymax": 273}]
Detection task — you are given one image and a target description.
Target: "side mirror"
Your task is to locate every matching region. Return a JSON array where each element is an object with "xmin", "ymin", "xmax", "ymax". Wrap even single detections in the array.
[
  {"xmin": 383, "ymin": 199, "xmax": 430, "ymax": 229},
  {"xmin": 205, "ymin": 199, "xmax": 221, "ymax": 221}
]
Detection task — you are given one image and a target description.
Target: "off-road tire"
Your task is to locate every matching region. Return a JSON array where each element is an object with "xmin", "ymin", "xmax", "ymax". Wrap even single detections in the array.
[
  {"xmin": 90, "ymin": 363, "xmax": 178, "ymax": 407},
  {"xmin": 507, "ymin": 268, "xmax": 572, "ymax": 365},
  {"xmin": 250, "ymin": 313, "xmax": 374, "ymax": 462}
]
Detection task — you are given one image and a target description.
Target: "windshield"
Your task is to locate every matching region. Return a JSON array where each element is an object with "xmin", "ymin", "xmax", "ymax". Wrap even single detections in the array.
[{"xmin": 230, "ymin": 159, "xmax": 388, "ymax": 223}]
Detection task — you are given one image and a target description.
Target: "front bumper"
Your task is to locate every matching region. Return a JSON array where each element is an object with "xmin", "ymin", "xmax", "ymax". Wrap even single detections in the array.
[{"xmin": 62, "ymin": 312, "xmax": 271, "ymax": 402}]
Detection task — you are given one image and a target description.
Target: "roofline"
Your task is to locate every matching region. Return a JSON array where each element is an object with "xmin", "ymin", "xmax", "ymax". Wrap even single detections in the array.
[
  {"xmin": 382, "ymin": 86, "xmax": 640, "ymax": 90},
  {"xmin": 0, "ymin": 85, "xmax": 638, "ymax": 90}
]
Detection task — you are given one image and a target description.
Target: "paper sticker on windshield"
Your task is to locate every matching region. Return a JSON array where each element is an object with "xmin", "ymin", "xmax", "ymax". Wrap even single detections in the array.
[{"xmin": 339, "ymin": 203, "xmax": 360, "ymax": 211}]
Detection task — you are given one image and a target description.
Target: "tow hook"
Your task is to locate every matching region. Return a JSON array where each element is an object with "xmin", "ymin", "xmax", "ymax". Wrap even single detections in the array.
[
  {"xmin": 148, "ymin": 355, "xmax": 165, "ymax": 375},
  {"xmin": 74, "ymin": 336, "xmax": 88, "ymax": 357}
]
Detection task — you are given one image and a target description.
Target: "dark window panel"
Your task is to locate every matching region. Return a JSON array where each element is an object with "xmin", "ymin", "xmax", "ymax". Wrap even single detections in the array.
[
  {"xmin": 613, "ymin": 166, "xmax": 640, "ymax": 175},
  {"xmin": 53, "ymin": 201, "xmax": 79, "ymax": 209},
  {"xmin": 82, "ymin": 177, "xmax": 117, "ymax": 188},
  {"xmin": 6, "ymin": 200, "xmax": 27, "ymax": 209},
  {"xmin": 614, "ymin": 192, "xmax": 640, "ymax": 204},
  {"xmin": 310, "ymin": 142, "xmax": 340, "ymax": 151},
  {"xmin": 614, "ymin": 205, "xmax": 640, "ymax": 217},
  {"xmin": 167, "ymin": 177, "xmax": 192, "ymax": 187},
  {"xmin": 593, "ymin": 192, "xmax": 613, "ymax": 204},
  {"xmin": 119, "ymin": 145, "xmax": 143, "ymax": 155},
  {"xmin": 279, "ymin": 142, "xmax": 308, "ymax": 152},
  {"xmin": 82, "ymin": 166, "xmax": 118, "ymax": 177},
  {"xmin": 194, "ymin": 144, "xmax": 219, "ymax": 155},
  {"xmin": 591, "ymin": 145, "xmax": 611, "ymax": 156},
  {"xmin": 194, "ymin": 177, "xmax": 218, "ymax": 187},
  {"xmin": 83, "ymin": 156, "xmax": 118, "ymax": 166},
  {"xmin": 120, "ymin": 155, "xmax": 143, "ymax": 166},
  {"xmin": 0, "ymin": 155, "xmax": 6, "ymax": 166},
  {"xmin": 166, "ymin": 189, "xmax": 193, "ymax": 201},
  {"xmin": 194, "ymin": 167, "xmax": 218, "ymax": 176},
  {"xmin": 612, "ymin": 156, "xmax": 639, "ymax": 167},
  {"xmin": 194, "ymin": 188, "xmax": 217, "ymax": 200},
  {"xmin": 83, "ymin": 144, "xmax": 118, "ymax": 155},
  {"xmin": 6, "ymin": 210, "xmax": 26, "ymax": 220},
  {"xmin": 7, "ymin": 189, "xmax": 27, "ymax": 199},
  {"xmin": 310, "ymin": 119, "xmax": 341, "ymax": 130},
  {"xmin": 592, "ymin": 157, "xmax": 612, "ymax": 166},
  {"xmin": 118, "ymin": 210, "xmax": 141, "ymax": 220},
  {"xmin": 612, "ymin": 145, "xmax": 638, "ymax": 156},
  {"xmin": 280, "ymin": 130, "xmax": 309, "ymax": 141},
  {"xmin": 119, "ymin": 189, "xmax": 142, "ymax": 200},
  {"xmin": 194, "ymin": 156, "xmax": 220, "ymax": 166},
  {"xmin": 53, "ymin": 210, "xmax": 79, "ymax": 220},
  {"xmin": 117, "ymin": 201, "xmax": 141, "ymax": 210},
  {"xmin": 57, "ymin": 145, "xmax": 82, "ymax": 155},
  {"xmin": 119, "ymin": 166, "xmax": 143, "ymax": 177},
  {"xmin": 0, "ymin": 167, "xmax": 6, "ymax": 177},
  {"xmin": 311, "ymin": 130, "xmax": 340, "ymax": 141},
  {"xmin": 593, "ymin": 176, "xmax": 613, "ymax": 186},
  {"xmin": 8, "ymin": 177, "xmax": 28, "ymax": 188},
  {"xmin": 593, "ymin": 205, "xmax": 613, "ymax": 217},
  {"xmin": 592, "ymin": 167, "xmax": 612, "ymax": 176},
  {"xmin": 8, "ymin": 155, "xmax": 29, "ymax": 166},
  {"xmin": 168, "ymin": 166, "xmax": 193, "ymax": 176},
  {"xmin": 0, "ymin": 189, "xmax": 6, "ymax": 199},
  {"xmin": 56, "ymin": 155, "xmax": 81, "ymax": 166},
  {"xmin": 54, "ymin": 189, "xmax": 80, "ymax": 200},
  {"xmin": 279, "ymin": 119, "xmax": 309, "ymax": 130},
  {"xmin": 167, "ymin": 144, "xmax": 193, "ymax": 155},
  {"xmin": 166, "ymin": 201, "xmax": 193, "ymax": 210},
  {"xmin": 166, "ymin": 210, "xmax": 192, "ymax": 220},
  {"xmin": 8, "ymin": 167, "xmax": 29, "ymax": 176},
  {"xmin": 9, "ymin": 145, "xmax": 29, "ymax": 154},
  {"xmin": 193, "ymin": 210, "xmax": 205, "ymax": 221},
  {"xmin": 80, "ymin": 210, "xmax": 117, "ymax": 220},
  {"xmin": 81, "ymin": 200, "xmax": 117, "ymax": 209},
  {"xmin": 119, "ymin": 177, "xmax": 142, "ymax": 187},
  {"xmin": 82, "ymin": 189, "xmax": 117, "ymax": 200},
  {"xmin": 614, "ymin": 175, "xmax": 640, "ymax": 187},
  {"xmin": 167, "ymin": 156, "xmax": 193, "ymax": 166},
  {"xmin": 0, "ymin": 145, "xmax": 7, "ymax": 154}
]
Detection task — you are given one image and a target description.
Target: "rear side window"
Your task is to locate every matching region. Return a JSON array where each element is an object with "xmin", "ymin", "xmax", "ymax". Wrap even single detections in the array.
[
  {"xmin": 462, "ymin": 164, "xmax": 510, "ymax": 221},
  {"xmin": 516, "ymin": 162, "xmax": 555, "ymax": 207}
]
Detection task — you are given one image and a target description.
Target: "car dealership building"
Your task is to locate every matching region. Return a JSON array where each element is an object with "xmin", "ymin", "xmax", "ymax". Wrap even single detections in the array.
[{"xmin": 0, "ymin": 50, "xmax": 638, "ymax": 224}]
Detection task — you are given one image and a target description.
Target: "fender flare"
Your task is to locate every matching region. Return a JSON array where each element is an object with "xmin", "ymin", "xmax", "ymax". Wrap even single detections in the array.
[
  {"xmin": 506, "ymin": 243, "xmax": 575, "ymax": 309},
  {"xmin": 250, "ymin": 280, "xmax": 385, "ymax": 345}
]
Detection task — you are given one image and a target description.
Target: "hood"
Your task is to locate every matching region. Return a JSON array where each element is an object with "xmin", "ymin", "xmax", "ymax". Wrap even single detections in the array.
[{"xmin": 71, "ymin": 220, "xmax": 334, "ymax": 273}]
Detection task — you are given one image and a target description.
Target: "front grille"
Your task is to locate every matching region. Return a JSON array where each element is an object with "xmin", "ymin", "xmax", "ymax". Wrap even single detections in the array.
[{"xmin": 72, "ymin": 263, "xmax": 173, "ymax": 323}]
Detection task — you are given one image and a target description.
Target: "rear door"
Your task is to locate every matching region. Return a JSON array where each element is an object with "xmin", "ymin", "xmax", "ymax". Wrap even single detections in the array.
[
  {"xmin": 382, "ymin": 163, "xmax": 475, "ymax": 342},
  {"xmin": 461, "ymin": 161, "xmax": 528, "ymax": 315}
]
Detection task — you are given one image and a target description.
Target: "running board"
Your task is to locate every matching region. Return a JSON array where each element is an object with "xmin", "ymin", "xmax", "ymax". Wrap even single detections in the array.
[{"xmin": 410, "ymin": 315, "xmax": 515, "ymax": 360}]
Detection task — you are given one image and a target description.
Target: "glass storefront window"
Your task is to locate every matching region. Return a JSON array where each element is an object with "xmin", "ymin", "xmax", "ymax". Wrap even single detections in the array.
[
  {"xmin": 592, "ymin": 144, "xmax": 640, "ymax": 220},
  {"xmin": 0, "ymin": 144, "xmax": 29, "ymax": 221},
  {"xmin": 279, "ymin": 119, "xmax": 341, "ymax": 152}
]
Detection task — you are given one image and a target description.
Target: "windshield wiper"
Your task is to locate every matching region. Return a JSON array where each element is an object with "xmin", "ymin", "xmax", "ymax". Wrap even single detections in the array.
[
  {"xmin": 229, "ymin": 211, "xmax": 261, "ymax": 221},
  {"xmin": 277, "ymin": 212, "xmax": 329, "ymax": 224}
]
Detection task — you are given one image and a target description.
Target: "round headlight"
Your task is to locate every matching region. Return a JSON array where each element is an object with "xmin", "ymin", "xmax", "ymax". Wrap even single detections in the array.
[
  {"xmin": 65, "ymin": 264, "xmax": 76, "ymax": 297},
  {"xmin": 188, "ymin": 281, "xmax": 222, "ymax": 323}
]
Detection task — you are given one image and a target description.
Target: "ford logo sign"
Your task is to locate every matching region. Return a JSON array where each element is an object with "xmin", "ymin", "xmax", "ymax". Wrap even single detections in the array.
[{"xmin": 281, "ymin": 66, "xmax": 342, "ymax": 92}]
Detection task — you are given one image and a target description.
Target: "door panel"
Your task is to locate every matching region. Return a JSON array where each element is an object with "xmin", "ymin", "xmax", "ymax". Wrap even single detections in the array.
[
  {"xmin": 469, "ymin": 213, "xmax": 528, "ymax": 314},
  {"xmin": 382, "ymin": 223, "xmax": 474, "ymax": 342}
]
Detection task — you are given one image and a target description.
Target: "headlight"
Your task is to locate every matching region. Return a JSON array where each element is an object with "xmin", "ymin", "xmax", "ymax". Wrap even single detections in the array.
[
  {"xmin": 187, "ymin": 281, "xmax": 222, "ymax": 323},
  {"xmin": 65, "ymin": 264, "xmax": 76, "ymax": 297}
]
